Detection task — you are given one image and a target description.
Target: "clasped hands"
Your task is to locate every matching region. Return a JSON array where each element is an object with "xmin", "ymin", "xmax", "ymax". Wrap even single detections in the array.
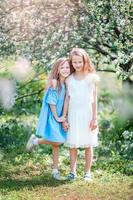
[{"xmin": 61, "ymin": 118, "xmax": 98, "ymax": 132}]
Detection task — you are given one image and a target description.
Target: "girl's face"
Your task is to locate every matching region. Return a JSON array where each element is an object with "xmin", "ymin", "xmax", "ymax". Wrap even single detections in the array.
[
  {"xmin": 71, "ymin": 55, "xmax": 84, "ymax": 72},
  {"xmin": 58, "ymin": 61, "xmax": 70, "ymax": 78}
]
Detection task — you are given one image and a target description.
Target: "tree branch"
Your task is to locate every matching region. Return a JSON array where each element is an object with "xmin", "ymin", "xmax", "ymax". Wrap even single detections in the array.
[
  {"xmin": 97, "ymin": 69, "xmax": 116, "ymax": 73},
  {"xmin": 16, "ymin": 89, "xmax": 44, "ymax": 101}
]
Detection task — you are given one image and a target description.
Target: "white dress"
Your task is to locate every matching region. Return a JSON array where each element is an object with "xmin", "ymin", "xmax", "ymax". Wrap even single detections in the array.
[{"xmin": 65, "ymin": 73, "xmax": 99, "ymax": 148}]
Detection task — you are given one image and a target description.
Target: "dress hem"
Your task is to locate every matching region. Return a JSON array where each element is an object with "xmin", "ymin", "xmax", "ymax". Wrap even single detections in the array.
[{"xmin": 65, "ymin": 143, "xmax": 98, "ymax": 148}]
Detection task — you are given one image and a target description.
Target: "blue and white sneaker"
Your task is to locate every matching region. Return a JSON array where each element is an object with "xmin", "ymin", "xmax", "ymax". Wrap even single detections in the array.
[{"xmin": 66, "ymin": 172, "xmax": 76, "ymax": 181}]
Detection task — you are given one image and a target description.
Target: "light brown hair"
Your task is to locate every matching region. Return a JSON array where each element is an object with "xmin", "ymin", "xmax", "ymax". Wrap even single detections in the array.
[
  {"xmin": 46, "ymin": 57, "xmax": 73, "ymax": 90},
  {"xmin": 69, "ymin": 48, "xmax": 95, "ymax": 72}
]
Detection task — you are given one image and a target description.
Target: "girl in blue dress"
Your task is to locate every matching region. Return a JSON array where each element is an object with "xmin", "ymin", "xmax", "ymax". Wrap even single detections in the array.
[{"xmin": 26, "ymin": 57, "xmax": 72, "ymax": 180}]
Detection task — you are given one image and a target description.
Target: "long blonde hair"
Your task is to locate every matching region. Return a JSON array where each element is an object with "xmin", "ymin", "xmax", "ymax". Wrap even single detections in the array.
[
  {"xmin": 46, "ymin": 57, "xmax": 72, "ymax": 90},
  {"xmin": 69, "ymin": 48, "xmax": 95, "ymax": 73}
]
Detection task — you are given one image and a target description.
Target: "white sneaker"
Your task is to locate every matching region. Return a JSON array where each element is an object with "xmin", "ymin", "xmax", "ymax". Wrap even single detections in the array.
[
  {"xmin": 83, "ymin": 173, "xmax": 92, "ymax": 182},
  {"xmin": 52, "ymin": 170, "xmax": 61, "ymax": 180},
  {"xmin": 26, "ymin": 134, "xmax": 37, "ymax": 152}
]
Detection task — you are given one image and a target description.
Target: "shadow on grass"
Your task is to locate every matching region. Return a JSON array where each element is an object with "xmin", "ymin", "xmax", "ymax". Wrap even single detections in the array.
[{"xmin": 0, "ymin": 173, "xmax": 70, "ymax": 192}]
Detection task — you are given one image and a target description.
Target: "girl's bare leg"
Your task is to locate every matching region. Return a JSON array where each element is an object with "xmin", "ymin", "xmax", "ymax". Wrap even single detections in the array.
[
  {"xmin": 38, "ymin": 139, "xmax": 61, "ymax": 146},
  {"xmin": 38, "ymin": 139, "xmax": 61, "ymax": 169},
  {"xmin": 38, "ymin": 139, "xmax": 61, "ymax": 170},
  {"xmin": 52, "ymin": 145, "xmax": 59, "ymax": 169},
  {"xmin": 70, "ymin": 148, "xmax": 77, "ymax": 174},
  {"xmin": 26, "ymin": 136, "xmax": 61, "ymax": 153},
  {"xmin": 85, "ymin": 147, "xmax": 93, "ymax": 174},
  {"xmin": 51, "ymin": 145, "xmax": 61, "ymax": 180}
]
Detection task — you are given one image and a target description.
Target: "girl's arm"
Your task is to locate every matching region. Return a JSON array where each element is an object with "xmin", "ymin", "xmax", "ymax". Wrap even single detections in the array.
[
  {"xmin": 90, "ymin": 84, "xmax": 98, "ymax": 131},
  {"xmin": 92, "ymin": 84, "xmax": 97, "ymax": 120},
  {"xmin": 62, "ymin": 91, "xmax": 70, "ymax": 131},
  {"xmin": 49, "ymin": 104, "xmax": 66, "ymax": 122},
  {"xmin": 62, "ymin": 91, "xmax": 70, "ymax": 117}
]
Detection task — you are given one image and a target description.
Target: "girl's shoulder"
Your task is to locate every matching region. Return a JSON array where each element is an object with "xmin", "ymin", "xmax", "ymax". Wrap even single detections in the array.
[
  {"xmin": 85, "ymin": 72, "xmax": 100, "ymax": 84},
  {"xmin": 46, "ymin": 79, "xmax": 58, "ymax": 92},
  {"xmin": 50, "ymin": 79, "xmax": 58, "ymax": 89},
  {"xmin": 45, "ymin": 79, "xmax": 57, "ymax": 90},
  {"xmin": 65, "ymin": 74, "xmax": 73, "ymax": 84}
]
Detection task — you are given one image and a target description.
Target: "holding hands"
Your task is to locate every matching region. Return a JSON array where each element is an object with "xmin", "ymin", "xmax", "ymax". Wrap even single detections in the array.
[
  {"xmin": 56, "ymin": 116, "xmax": 66, "ymax": 123},
  {"xmin": 62, "ymin": 120, "xmax": 69, "ymax": 132}
]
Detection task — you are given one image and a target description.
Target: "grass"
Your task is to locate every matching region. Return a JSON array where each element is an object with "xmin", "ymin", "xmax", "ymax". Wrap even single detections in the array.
[
  {"xmin": 0, "ymin": 149, "xmax": 133, "ymax": 200},
  {"xmin": 0, "ymin": 176, "xmax": 133, "ymax": 200}
]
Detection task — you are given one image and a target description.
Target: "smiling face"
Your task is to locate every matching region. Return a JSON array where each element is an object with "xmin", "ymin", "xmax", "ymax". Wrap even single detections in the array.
[
  {"xmin": 71, "ymin": 55, "xmax": 84, "ymax": 72},
  {"xmin": 58, "ymin": 61, "xmax": 70, "ymax": 78}
]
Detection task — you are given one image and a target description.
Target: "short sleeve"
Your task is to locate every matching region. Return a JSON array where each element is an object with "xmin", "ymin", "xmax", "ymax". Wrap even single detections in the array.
[
  {"xmin": 86, "ymin": 73, "xmax": 100, "ymax": 84},
  {"xmin": 45, "ymin": 88, "xmax": 58, "ymax": 105},
  {"xmin": 92, "ymin": 73, "xmax": 100, "ymax": 83}
]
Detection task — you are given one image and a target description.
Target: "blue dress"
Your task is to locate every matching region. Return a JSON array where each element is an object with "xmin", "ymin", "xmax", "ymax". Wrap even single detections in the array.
[{"xmin": 36, "ymin": 84, "xmax": 67, "ymax": 143}]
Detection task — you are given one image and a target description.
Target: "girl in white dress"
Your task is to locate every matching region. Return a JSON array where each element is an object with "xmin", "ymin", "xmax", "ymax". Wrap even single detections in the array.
[{"xmin": 63, "ymin": 48, "xmax": 99, "ymax": 181}]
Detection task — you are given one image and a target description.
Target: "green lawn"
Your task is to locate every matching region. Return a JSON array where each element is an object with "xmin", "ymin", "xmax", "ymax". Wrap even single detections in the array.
[{"xmin": 0, "ymin": 150, "xmax": 133, "ymax": 200}]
